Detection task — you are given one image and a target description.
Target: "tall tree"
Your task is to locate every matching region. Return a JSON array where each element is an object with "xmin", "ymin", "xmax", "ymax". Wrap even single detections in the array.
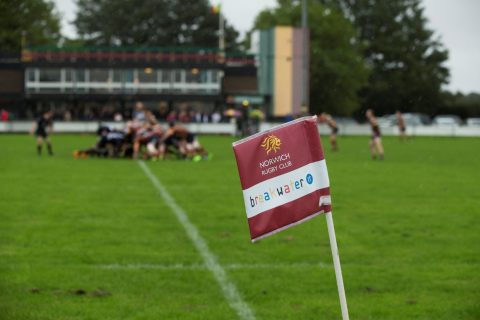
[
  {"xmin": 322, "ymin": 0, "xmax": 450, "ymax": 114},
  {"xmin": 253, "ymin": 0, "xmax": 369, "ymax": 116},
  {"xmin": 0, "ymin": 0, "xmax": 61, "ymax": 53},
  {"xmin": 74, "ymin": 0, "xmax": 239, "ymax": 51}
]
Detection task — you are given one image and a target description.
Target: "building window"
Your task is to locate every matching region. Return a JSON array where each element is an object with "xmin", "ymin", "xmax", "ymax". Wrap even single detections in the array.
[
  {"xmin": 124, "ymin": 69, "xmax": 135, "ymax": 83},
  {"xmin": 65, "ymin": 69, "xmax": 74, "ymax": 82},
  {"xmin": 90, "ymin": 69, "xmax": 109, "ymax": 82},
  {"xmin": 39, "ymin": 69, "xmax": 61, "ymax": 82},
  {"xmin": 75, "ymin": 69, "xmax": 86, "ymax": 82},
  {"xmin": 113, "ymin": 70, "xmax": 123, "ymax": 82},
  {"xmin": 172, "ymin": 69, "xmax": 183, "ymax": 83},
  {"xmin": 200, "ymin": 70, "xmax": 208, "ymax": 83},
  {"xmin": 26, "ymin": 68, "xmax": 35, "ymax": 82},
  {"xmin": 211, "ymin": 70, "xmax": 219, "ymax": 83},
  {"xmin": 161, "ymin": 70, "xmax": 171, "ymax": 83},
  {"xmin": 186, "ymin": 69, "xmax": 200, "ymax": 83},
  {"xmin": 138, "ymin": 68, "xmax": 156, "ymax": 83}
]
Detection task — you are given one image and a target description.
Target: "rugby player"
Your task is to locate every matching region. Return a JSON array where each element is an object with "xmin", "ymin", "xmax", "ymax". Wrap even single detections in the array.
[
  {"xmin": 31, "ymin": 110, "xmax": 54, "ymax": 156},
  {"xmin": 145, "ymin": 124, "xmax": 165, "ymax": 161},
  {"xmin": 132, "ymin": 111, "xmax": 159, "ymax": 159},
  {"xmin": 74, "ymin": 126, "xmax": 126, "ymax": 158},
  {"xmin": 163, "ymin": 122, "xmax": 209, "ymax": 160},
  {"xmin": 319, "ymin": 112, "xmax": 339, "ymax": 151},
  {"xmin": 366, "ymin": 109, "xmax": 384, "ymax": 160},
  {"xmin": 396, "ymin": 110, "xmax": 407, "ymax": 141}
]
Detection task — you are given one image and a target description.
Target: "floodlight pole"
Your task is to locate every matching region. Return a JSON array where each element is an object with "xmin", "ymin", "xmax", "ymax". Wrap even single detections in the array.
[
  {"xmin": 218, "ymin": 2, "xmax": 225, "ymax": 109},
  {"xmin": 219, "ymin": 3, "xmax": 225, "ymax": 59},
  {"xmin": 301, "ymin": 0, "xmax": 309, "ymax": 110},
  {"xmin": 325, "ymin": 211, "xmax": 350, "ymax": 320}
]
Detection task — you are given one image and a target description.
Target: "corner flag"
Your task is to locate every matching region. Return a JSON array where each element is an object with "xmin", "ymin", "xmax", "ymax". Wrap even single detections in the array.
[
  {"xmin": 232, "ymin": 116, "xmax": 350, "ymax": 320},
  {"xmin": 232, "ymin": 116, "xmax": 331, "ymax": 242}
]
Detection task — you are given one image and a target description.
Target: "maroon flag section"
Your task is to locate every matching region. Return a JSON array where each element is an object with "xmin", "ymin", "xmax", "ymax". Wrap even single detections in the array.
[{"xmin": 233, "ymin": 116, "xmax": 332, "ymax": 242}]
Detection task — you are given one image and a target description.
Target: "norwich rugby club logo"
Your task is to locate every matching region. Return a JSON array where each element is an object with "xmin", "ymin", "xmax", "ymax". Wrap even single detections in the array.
[{"xmin": 261, "ymin": 134, "xmax": 281, "ymax": 155}]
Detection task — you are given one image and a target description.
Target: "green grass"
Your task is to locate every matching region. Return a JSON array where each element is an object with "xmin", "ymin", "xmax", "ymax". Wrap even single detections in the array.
[{"xmin": 0, "ymin": 134, "xmax": 479, "ymax": 319}]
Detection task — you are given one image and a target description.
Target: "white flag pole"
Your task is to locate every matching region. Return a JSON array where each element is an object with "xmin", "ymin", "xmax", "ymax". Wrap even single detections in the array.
[{"xmin": 325, "ymin": 211, "xmax": 349, "ymax": 320}]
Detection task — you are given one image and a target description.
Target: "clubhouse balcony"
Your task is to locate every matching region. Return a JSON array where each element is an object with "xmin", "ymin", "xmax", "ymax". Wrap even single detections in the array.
[{"xmin": 21, "ymin": 46, "xmax": 255, "ymax": 68}]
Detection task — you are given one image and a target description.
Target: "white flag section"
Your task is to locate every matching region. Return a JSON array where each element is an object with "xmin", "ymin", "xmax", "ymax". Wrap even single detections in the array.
[{"xmin": 242, "ymin": 160, "xmax": 330, "ymax": 218}]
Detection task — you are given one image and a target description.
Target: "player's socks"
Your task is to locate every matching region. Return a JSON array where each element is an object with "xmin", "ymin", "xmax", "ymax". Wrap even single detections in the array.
[
  {"xmin": 47, "ymin": 144, "xmax": 53, "ymax": 155},
  {"xmin": 37, "ymin": 145, "xmax": 42, "ymax": 155},
  {"xmin": 203, "ymin": 153, "xmax": 213, "ymax": 161}
]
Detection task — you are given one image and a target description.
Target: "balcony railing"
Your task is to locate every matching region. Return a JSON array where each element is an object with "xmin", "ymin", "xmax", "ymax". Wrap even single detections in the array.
[{"xmin": 21, "ymin": 46, "xmax": 255, "ymax": 66}]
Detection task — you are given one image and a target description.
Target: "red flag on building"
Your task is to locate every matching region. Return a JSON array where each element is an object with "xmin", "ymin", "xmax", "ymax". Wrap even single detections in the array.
[{"xmin": 232, "ymin": 116, "xmax": 332, "ymax": 242}]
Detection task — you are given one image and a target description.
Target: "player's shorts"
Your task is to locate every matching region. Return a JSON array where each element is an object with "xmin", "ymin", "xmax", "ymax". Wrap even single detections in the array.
[
  {"xmin": 399, "ymin": 126, "xmax": 406, "ymax": 133},
  {"xmin": 164, "ymin": 136, "xmax": 179, "ymax": 147},
  {"xmin": 186, "ymin": 139, "xmax": 200, "ymax": 152},
  {"xmin": 332, "ymin": 127, "xmax": 339, "ymax": 135},
  {"xmin": 186, "ymin": 132, "xmax": 195, "ymax": 143},
  {"xmin": 35, "ymin": 130, "xmax": 48, "ymax": 138},
  {"xmin": 147, "ymin": 142, "xmax": 158, "ymax": 154}
]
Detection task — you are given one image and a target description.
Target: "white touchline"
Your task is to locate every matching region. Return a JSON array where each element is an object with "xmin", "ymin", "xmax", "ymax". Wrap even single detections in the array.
[
  {"xmin": 95, "ymin": 261, "xmax": 331, "ymax": 271},
  {"xmin": 138, "ymin": 161, "xmax": 256, "ymax": 320}
]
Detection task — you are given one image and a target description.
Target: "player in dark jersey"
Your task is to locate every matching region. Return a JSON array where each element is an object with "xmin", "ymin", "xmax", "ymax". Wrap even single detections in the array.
[
  {"xmin": 73, "ymin": 126, "xmax": 126, "ymax": 158},
  {"xmin": 366, "ymin": 109, "xmax": 384, "ymax": 160},
  {"xmin": 31, "ymin": 111, "xmax": 54, "ymax": 156},
  {"xmin": 161, "ymin": 122, "xmax": 189, "ymax": 158},
  {"xmin": 162, "ymin": 122, "xmax": 209, "ymax": 160},
  {"xmin": 396, "ymin": 110, "xmax": 407, "ymax": 141},
  {"xmin": 319, "ymin": 112, "xmax": 339, "ymax": 151}
]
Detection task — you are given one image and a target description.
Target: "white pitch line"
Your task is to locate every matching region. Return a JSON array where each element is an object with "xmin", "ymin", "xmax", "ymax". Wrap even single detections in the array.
[
  {"xmin": 138, "ymin": 161, "xmax": 256, "ymax": 320},
  {"xmin": 97, "ymin": 263, "xmax": 206, "ymax": 271},
  {"xmin": 95, "ymin": 261, "xmax": 331, "ymax": 271}
]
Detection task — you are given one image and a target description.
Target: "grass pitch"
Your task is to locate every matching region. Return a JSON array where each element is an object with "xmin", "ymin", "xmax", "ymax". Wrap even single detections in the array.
[{"xmin": 0, "ymin": 134, "xmax": 478, "ymax": 319}]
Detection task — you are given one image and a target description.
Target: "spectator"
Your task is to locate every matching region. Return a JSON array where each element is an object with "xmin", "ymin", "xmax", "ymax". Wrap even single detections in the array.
[
  {"xmin": 133, "ymin": 101, "xmax": 146, "ymax": 123},
  {"xmin": 178, "ymin": 110, "xmax": 190, "ymax": 123},
  {"xmin": 194, "ymin": 111, "xmax": 202, "ymax": 123},
  {"xmin": 114, "ymin": 112, "xmax": 123, "ymax": 122},
  {"xmin": 211, "ymin": 111, "xmax": 221, "ymax": 123},
  {"xmin": 64, "ymin": 110, "xmax": 72, "ymax": 121},
  {"xmin": 166, "ymin": 110, "xmax": 177, "ymax": 123},
  {"xmin": 157, "ymin": 103, "xmax": 169, "ymax": 121},
  {"xmin": 202, "ymin": 112, "xmax": 210, "ymax": 123},
  {"xmin": 0, "ymin": 109, "xmax": 9, "ymax": 121}
]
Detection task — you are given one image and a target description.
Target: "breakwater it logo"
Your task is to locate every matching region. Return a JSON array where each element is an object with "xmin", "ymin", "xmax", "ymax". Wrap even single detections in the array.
[
  {"xmin": 249, "ymin": 173, "xmax": 314, "ymax": 208},
  {"xmin": 261, "ymin": 135, "xmax": 281, "ymax": 155}
]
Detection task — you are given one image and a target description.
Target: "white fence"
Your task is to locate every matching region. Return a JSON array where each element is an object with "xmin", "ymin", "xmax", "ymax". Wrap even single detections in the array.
[
  {"xmin": 1, "ymin": 121, "xmax": 480, "ymax": 137},
  {"xmin": 264, "ymin": 123, "xmax": 480, "ymax": 137},
  {"xmin": 0, "ymin": 121, "xmax": 237, "ymax": 135}
]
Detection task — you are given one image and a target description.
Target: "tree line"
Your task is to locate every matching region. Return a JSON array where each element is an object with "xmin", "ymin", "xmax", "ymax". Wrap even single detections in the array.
[{"xmin": 1, "ymin": 0, "xmax": 478, "ymax": 117}]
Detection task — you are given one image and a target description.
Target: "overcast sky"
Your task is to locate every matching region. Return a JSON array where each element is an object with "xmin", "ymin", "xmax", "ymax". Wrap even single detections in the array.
[{"xmin": 53, "ymin": 0, "xmax": 479, "ymax": 93}]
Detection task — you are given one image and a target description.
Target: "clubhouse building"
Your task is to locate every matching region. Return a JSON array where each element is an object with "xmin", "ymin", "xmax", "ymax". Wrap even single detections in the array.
[{"xmin": 0, "ymin": 27, "xmax": 308, "ymax": 121}]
